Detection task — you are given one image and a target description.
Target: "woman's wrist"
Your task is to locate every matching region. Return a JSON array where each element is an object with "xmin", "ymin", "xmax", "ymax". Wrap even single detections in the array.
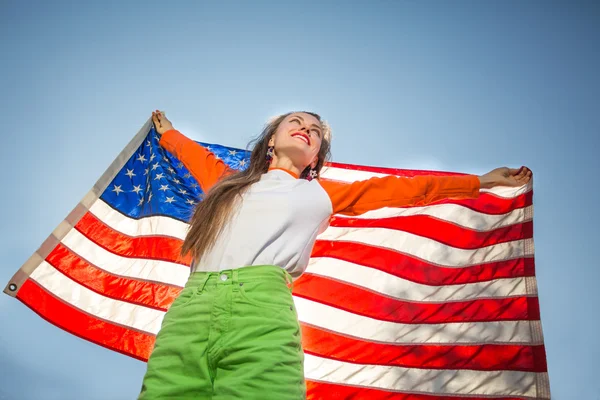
[{"xmin": 477, "ymin": 174, "xmax": 495, "ymax": 189}]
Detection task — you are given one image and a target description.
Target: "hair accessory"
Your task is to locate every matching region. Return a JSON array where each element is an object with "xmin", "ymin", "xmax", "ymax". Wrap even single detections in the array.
[{"xmin": 266, "ymin": 146, "xmax": 274, "ymax": 164}]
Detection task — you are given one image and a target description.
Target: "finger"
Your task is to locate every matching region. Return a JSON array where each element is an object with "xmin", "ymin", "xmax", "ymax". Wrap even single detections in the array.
[
  {"xmin": 515, "ymin": 172, "xmax": 531, "ymax": 185},
  {"xmin": 518, "ymin": 168, "xmax": 531, "ymax": 181},
  {"xmin": 515, "ymin": 167, "xmax": 527, "ymax": 179},
  {"xmin": 516, "ymin": 167, "xmax": 525, "ymax": 177},
  {"xmin": 158, "ymin": 111, "xmax": 168, "ymax": 124}
]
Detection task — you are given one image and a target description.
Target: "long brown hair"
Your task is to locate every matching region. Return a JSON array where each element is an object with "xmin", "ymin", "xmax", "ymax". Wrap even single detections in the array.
[{"xmin": 181, "ymin": 111, "xmax": 332, "ymax": 262}]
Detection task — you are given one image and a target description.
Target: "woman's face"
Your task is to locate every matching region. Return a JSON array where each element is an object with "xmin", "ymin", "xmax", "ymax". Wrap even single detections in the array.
[{"xmin": 269, "ymin": 112, "xmax": 323, "ymax": 170}]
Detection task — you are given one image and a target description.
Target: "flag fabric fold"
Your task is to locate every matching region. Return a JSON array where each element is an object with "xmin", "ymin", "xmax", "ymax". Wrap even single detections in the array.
[{"xmin": 4, "ymin": 120, "xmax": 550, "ymax": 399}]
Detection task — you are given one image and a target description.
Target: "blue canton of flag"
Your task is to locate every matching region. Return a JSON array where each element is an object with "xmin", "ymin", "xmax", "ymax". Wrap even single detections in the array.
[{"xmin": 100, "ymin": 127, "xmax": 250, "ymax": 222}]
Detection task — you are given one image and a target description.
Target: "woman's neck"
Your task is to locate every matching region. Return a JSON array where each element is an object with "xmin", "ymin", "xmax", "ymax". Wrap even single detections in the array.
[{"xmin": 269, "ymin": 156, "xmax": 302, "ymax": 178}]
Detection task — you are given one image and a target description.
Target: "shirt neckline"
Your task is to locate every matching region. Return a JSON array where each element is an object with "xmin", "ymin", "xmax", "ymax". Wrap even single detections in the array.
[{"xmin": 268, "ymin": 167, "xmax": 300, "ymax": 179}]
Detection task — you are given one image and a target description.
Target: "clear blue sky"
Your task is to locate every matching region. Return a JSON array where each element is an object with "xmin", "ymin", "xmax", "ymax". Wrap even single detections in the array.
[{"xmin": 1, "ymin": 1, "xmax": 598, "ymax": 399}]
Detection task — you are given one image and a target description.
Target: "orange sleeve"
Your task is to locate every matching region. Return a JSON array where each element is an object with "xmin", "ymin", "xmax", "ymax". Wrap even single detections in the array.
[
  {"xmin": 158, "ymin": 129, "xmax": 232, "ymax": 192},
  {"xmin": 319, "ymin": 174, "xmax": 480, "ymax": 216}
]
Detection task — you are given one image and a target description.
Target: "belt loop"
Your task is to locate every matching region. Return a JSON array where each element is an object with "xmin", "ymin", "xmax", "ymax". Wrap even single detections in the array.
[
  {"xmin": 232, "ymin": 268, "xmax": 240, "ymax": 290},
  {"xmin": 196, "ymin": 273, "xmax": 210, "ymax": 294},
  {"xmin": 283, "ymin": 269, "xmax": 294, "ymax": 292}
]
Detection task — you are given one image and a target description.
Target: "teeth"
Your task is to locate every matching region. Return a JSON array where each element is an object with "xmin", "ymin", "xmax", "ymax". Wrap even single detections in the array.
[{"xmin": 293, "ymin": 134, "xmax": 309, "ymax": 144}]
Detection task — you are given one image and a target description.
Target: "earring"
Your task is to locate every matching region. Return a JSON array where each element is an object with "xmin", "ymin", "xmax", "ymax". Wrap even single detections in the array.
[
  {"xmin": 306, "ymin": 169, "xmax": 318, "ymax": 181},
  {"xmin": 266, "ymin": 146, "xmax": 274, "ymax": 164}
]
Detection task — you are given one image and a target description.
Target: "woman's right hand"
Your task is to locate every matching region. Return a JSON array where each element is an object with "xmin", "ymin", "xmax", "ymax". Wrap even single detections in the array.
[{"xmin": 152, "ymin": 110, "xmax": 174, "ymax": 135}]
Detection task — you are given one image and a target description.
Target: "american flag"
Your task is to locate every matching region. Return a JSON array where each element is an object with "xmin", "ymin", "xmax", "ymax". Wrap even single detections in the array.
[{"xmin": 4, "ymin": 119, "xmax": 550, "ymax": 399}]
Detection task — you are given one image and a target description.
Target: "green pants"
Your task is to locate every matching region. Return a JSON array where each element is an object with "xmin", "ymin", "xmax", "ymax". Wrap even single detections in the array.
[{"xmin": 138, "ymin": 265, "xmax": 306, "ymax": 399}]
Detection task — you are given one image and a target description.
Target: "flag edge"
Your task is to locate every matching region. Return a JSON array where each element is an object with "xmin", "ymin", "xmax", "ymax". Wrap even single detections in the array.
[{"xmin": 3, "ymin": 118, "xmax": 153, "ymax": 298}]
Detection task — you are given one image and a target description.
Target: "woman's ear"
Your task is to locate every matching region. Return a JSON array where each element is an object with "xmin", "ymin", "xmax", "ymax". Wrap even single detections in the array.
[{"xmin": 268, "ymin": 136, "xmax": 275, "ymax": 147}]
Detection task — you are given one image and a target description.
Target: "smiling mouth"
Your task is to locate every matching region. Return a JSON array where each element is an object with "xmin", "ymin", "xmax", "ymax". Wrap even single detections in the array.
[{"xmin": 292, "ymin": 132, "xmax": 311, "ymax": 146}]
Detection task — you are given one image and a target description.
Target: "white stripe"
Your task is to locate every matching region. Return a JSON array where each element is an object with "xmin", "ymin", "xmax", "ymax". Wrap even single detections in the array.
[
  {"xmin": 304, "ymin": 353, "xmax": 540, "ymax": 398},
  {"xmin": 28, "ymin": 261, "xmax": 534, "ymax": 344},
  {"xmin": 30, "ymin": 262, "xmax": 165, "ymax": 334},
  {"xmin": 294, "ymin": 296, "xmax": 534, "ymax": 344},
  {"xmin": 336, "ymin": 203, "xmax": 533, "ymax": 232},
  {"xmin": 321, "ymin": 166, "xmax": 532, "ymax": 199},
  {"xmin": 317, "ymin": 226, "xmax": 533, "ymax": 267},
  {"xmin": 321, "ymin": 165, "xmax": 389, "ymax": 181},
  {"xmin": 89, "ymin": 199, "xmax": 189, "ymax": 240},
  {"xmin": 305, "ymin": 257, "xmax": 527, "ymax": 302},
  {"xmin": 61, "ymin": 228, "xmax": 189, "ymax": 287}
]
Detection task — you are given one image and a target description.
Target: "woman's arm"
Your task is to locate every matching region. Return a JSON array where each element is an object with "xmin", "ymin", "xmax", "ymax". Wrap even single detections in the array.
[
  {"xmin": 319, "ymin": 166, "xmax": 531, "ymax": 216},
  {"xmin": 152, "ymin": 111, "xmax": 231, "ymax": 192},
  {"xmin": 319, "ymin": 174, "xmax": 481, "ymax": 216}
]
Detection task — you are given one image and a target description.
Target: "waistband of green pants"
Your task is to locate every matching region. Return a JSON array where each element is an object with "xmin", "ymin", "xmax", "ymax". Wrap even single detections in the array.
[{"xmin": 186, "ymin": 265, "xmax": 294, "ymax": 292}]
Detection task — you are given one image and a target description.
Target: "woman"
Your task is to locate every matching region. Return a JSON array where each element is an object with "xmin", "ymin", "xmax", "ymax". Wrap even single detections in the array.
[{"xmin": 139, "ymin": 110, "xmax": 532, "ymax": 399}]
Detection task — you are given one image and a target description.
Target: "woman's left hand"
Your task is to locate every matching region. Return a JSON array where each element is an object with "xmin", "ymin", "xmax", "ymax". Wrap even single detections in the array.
[{"xmin": 478, "ymin": 167, "xmax": 532, "ymax": 189}]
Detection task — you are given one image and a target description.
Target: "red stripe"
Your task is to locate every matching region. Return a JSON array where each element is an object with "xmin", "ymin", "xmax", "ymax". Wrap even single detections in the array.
[
  {"xmin": 76, "ymin": 212, "xmax": 190, "ymax": 265},
  {"xmin": 435, "ymin": 190, "xmax": 532, "ymax": 215},
  {"xmin": 301, "ymin": 324, "xmax": 547, "ymax": 372},
  {"xmin": 327, "ymin": 162, "xmax": 472, "ymax": 177},
  {"xmin": 16, "ymin": 278, "xmax": 155, "ymax": 361},
  {"xmin": 311, "ymin": 241, "xmax": 535, "ymax": 286},
  {"xmin": 330, "ymin": 215, "xmax": 532, "ymax": 250},
  {"xmin": 293, "ymin": 274, "xmax": 540, "ymax": 324},
  {"xmin": 46, "ymin": 243, "xmax": 181, "ymax": 310},
  {"xmin": 306, "ymin": 380, "xmax": 527, "ymax": 400}
]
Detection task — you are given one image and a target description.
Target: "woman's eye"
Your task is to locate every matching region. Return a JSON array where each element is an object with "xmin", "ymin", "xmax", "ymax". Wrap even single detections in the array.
[
  {"xmin": 290, "ymin": 118, "xmax": 300, "ymax": 124},
  {"xmin": 312, "ymin": 130, "xmax": 321, "ymax": 137}
]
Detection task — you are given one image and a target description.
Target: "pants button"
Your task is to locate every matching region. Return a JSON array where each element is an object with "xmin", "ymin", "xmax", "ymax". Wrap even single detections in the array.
[{"xmin": 220, "ymin": 274, "xmax": 228, "ymax": 281}]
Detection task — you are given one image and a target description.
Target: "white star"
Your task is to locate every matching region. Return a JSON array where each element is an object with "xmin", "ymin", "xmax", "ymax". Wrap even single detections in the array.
[
  {"xmin": 148, "ymin": 193, "xmax": 153, "ymax": 201},
  {"xmin": 150, "ymin": 153, "xmax": 156, "ymax": 161},
  {"xmin": 239, "ymin": 159, "xmax": 247, "ymax": 167},
  {"xmin": 228, "ymin": 150, "xmax": 237, "ymax": 156},
  {"xmin": 132, "ymin": 185, "xmax": 143, "ymax": 194},
  {"xmin": 184, "ymin": 173, "xmax": 192, "ymax": 179},
  {"xmin": 144, "ymin": 168, "xmax": 149, "ymax": 175},
  {"xmin": 112, "ymin": 185, "xmax": 123, "ymax": 195},
  {"xmin": 163, "ymin": 156, "xmax": 170, "ymax": 162},
  {"xmin": 214, "ymin": 154, "xmax": 220, "ymax": 160},
  {"xmin": 179, "ymin": 189, "xmax": 187, "ymax": 195},
  {"xmin": 151, "ymin": 162, "xmax": 160, "ymax": 171},
  {"xmin": 159, "ymin": 184, "xmax": 170, "ymax": 192},
  {"xmin": 138, "ymin": 198, "xmax": 144, "ymax": 206},
  {"xmin": 154, "ymin": 172, "xmax": 165, "ymax": 180},
  {"xmin": 173, "ymin": 178, "xmax": 181, "ymax": 184},
  {"xmin": 165, "ymin": 196, "xmax": 176, "ymax": 203},
  {"xmin": 186, "ymin": 199, "xmax": 196, "ymax": 205},
  {"xmin": 190, "ymin": 183, "xmax": 198, "ymax": 189},
  {"xmin": 167, "ymin": 167, "xmax": 175, "ymax": 174},
  {"xmin": 146, "ymin": 140, "xmax": 151, "ymax": 147},
  {"xmin": 136, "ymin": 154, "xmax": 147, "ymax": 163},
  {"xmin": 177, "ymin": 162, "xmax": 184, "ymax": 168},
  {"xmin": 206, "ymin": 146, "xmax": 212, "ymax": 151},
  {"xmin": 125, "ymin": 169, "xmax": 136, "ymax": 178}
]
